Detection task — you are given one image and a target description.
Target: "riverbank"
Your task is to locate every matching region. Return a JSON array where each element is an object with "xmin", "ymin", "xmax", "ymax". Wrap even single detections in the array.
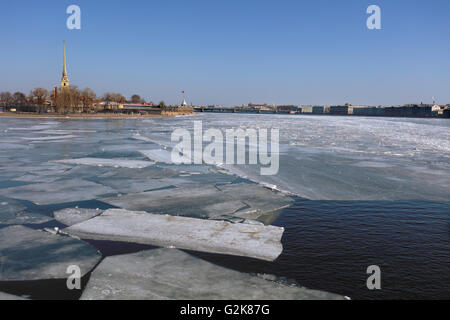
[{"xmin": 0, "ymin": 110, "xmax": 194, "ymax": 119}]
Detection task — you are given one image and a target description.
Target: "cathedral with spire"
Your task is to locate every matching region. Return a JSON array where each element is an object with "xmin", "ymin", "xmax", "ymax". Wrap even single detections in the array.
[{"xmin": 61, "ymin": 40, "xmax": 69, "ymax": 89}]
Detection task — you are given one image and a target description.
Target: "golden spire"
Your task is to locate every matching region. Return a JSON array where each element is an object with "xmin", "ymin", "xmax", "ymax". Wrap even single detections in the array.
[{"xmin": 61, "ymin": 40, "xmax": 69, "ymax": 89}]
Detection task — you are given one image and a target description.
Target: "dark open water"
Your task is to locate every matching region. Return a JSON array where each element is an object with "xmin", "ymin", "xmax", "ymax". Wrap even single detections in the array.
[{"xmin": 194, "ymin": 197, "xmax": 450, "ymax": 300}]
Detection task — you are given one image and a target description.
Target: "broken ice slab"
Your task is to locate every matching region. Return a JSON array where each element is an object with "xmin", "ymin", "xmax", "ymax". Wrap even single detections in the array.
[
  {"xmin": 159, "ymin": 173, "xmax": 237, "ymax": 188},
  {"xmin": 8, "ymin": 124, "xmax": 59, "ymax": 131},
  {"xmin": 12, "ymin": 173, "xmax": 60, "ymax": 183},
  {"xmin": 65, "ymin": 209, "xmax": 284, "ymax": 261},
  {"xmin": 22, "ymin": 135, "xmax": 78, "ymax": 141},
  {"xmin": 96, "ymin": 178, "xmax": 174, "ymax": 194},
  {"xmin": 139, "ymin": 148, "xmax": 203, "ymax": 165},
  {"xmin": 216, "ymin": 183, "xmax": 294, "ymax": 219},
  {"xmin": 81, "ymin": 248, "xmax": 344, "ymax": 300},
  {"xmin": 53, "ymin": 208, "xmax": 103, "ymax": 226},
  {"xmin": 0, "ymin": 179, "xmax": 115, "ymax": 205},
  {"xmin": 138, "ymin": 149, "xmax": 178, "ymax": 164},
  {"xmin": 59, "ymin": 165, "xmax": 111, "ymax": 180},
  {"xmin": 0, "ymin": 197, "xmax": 27, "ymax": 221},
  {"xmin": 99, "ymin": 186, "xmax": 248, "ymax": 219},
  {"xmin": 100, "ymin": 182, "xmax": 293, "ymax": 220},
  {"xmin": 97, "ymin": 166, "xmax": 178, "ymax": 179},
  {"xmin": 0, "ymin": 225, "xmax": 101, "ymax": 281},
  {"xmin": 0, "ymin": 211, "xmax": 54, "ymax": 225},
  {"xmin": 52, "ymin": 158, "xmax": 154, "ymax": 169},
  {"xmin": 0, "ymin": 292, "xmax": 27, "ymax": 300}
]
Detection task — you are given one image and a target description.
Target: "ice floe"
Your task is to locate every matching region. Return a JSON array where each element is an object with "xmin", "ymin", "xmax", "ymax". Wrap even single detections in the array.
[
  {"xmin": 0, "ymin": 197, "xmax": 27, "ymax": 221},
  {"xmin": 0, "ymin": 211, "xmax": 53, "ymax": 225},
  {"xmin": 64, "ymin": 208, "xmax": 284, "ymax": 261},
  {"xmin": 96, "ymin": 178, "xmax": 174, "ymax": 194},
  {"xmin": 138, "ymin": 149, "xmax": 180, "ymax": 164},
  {"xmin": 52, "ymin": 158, "xmax": 154, "ymax": 169},
  {"xmin": 0, "ymin": 179, "xmax": 115, "ymax": 205},
  {"xmin": 53, "ymin": 208, "xmax": 103, "ymax": 226},
  {"xmin": 100, "ymin": 182, "xmax": 292, "ymax": 220},
  {"xmin": 0, "ymin": 225, "xmax": 101, "ymax": 281},
  {"xmin": 81, "ymin": 248, "xmax": 344, "ymax": 300},
  {"xmin": 0, "ymin": 292, "xmax": 27, "ymax": 300}
]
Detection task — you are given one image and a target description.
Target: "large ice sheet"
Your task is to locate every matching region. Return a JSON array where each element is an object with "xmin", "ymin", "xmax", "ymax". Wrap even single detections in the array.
[
  {"xmin": 52, "ymin": 158, "xmax": 154, "ymax": 169},
  {"xmin": 65, "ymin": 209, "xmax": 284, "ymax": 261},
  {"xmin": 100, "ymin": 182, "xmax": 292, "ymax": 220},
  {"xmin": 81, "ymin": 248, "xmax": 344, "ymax": 300},
  {"xmin": 0, "ymin": 179, "xmax": 116, "ymax": 205},
  {"xmin": 100, "ymin": 186, "xmax": 246, "ymax": 219},
  {"xmin": 0, "ymin": 225, "xmax": 101, "ymax": 281},
  {"xmin": 138, "ymin": 114, "xmax": 450, "ymax": 201}
]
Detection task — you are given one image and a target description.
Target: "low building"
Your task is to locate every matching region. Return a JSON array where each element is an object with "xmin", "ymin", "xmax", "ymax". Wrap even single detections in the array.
[
  {"xmin": 248, "ymin": 103, "xmax": 274, "ymax": 111},
  {"xmin": 300, "ymin": 106, "xmax": 313, "ymax": 113},
  {"xmin": 443, "ymin": 108, "xmax": 450, "ymax": 118},
  {"xmin": 276, "ymin": 105, "xmax": 299, "ymax": 113},
  {"xmin": 312, "ymin": 106, "xmax": 330, "ymax": 114},
  {"xmin": 330, "ymin": 105, "xmax": 353, "ymax": 115}
]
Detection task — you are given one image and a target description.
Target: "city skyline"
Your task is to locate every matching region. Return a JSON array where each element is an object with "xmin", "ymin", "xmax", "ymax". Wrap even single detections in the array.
[{"xmin": 1, "ymin": 0, "xmax": 450, "ymax": 106}]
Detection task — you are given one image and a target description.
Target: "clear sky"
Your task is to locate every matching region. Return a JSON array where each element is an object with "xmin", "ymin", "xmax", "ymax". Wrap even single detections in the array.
[{"xmin": 1, "ymin": 0, "xmax": 449, "ymax": 106}]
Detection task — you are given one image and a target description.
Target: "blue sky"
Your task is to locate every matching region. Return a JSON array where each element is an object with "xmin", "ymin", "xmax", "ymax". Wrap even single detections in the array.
[{"xmin": 1, "ymin": 0, "xmax": 449, "ymax": 106}]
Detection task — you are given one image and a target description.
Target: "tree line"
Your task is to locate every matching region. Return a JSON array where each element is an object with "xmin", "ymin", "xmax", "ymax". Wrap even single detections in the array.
[{"xmin": 0, "ymin": 87, "xmax": 168, "ymax": 114}]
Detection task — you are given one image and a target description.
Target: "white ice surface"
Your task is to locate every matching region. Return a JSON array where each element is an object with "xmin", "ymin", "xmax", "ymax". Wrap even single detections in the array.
[
  {"xmin": 81, "ymin": 248, "xmax": 344, "ymax": 300},
  {"xmin": 65, "ymin": 208, "xmax": 284, "ymax": 261}
]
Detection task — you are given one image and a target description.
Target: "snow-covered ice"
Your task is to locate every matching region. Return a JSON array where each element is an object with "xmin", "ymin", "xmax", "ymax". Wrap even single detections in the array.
[
  {"xmin": 65, "ymin": 208, "xmax": 284, "ymax": 261},
  {"xmin": 0, "ymin": 225, "xmax": 101, "ymax": 281},
  {"xmin": 81, "ymin": 248, "xmax": 344, "ymax": 300}
]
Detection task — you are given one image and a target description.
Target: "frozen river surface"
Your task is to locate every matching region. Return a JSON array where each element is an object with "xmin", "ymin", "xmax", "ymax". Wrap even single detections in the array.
[{"xmin": 1, "ymin": 114, "xmax": 449, "ymax": 202}]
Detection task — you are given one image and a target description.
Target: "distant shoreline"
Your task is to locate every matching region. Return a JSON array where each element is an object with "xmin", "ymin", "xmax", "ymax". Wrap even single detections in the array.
[{"xmin": 0, "ymin": 111, "xmax": 193, "ymax": 119}]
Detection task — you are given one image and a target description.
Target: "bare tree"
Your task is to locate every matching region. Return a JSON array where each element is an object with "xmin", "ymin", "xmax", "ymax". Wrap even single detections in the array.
[
  {"xmin": 158, "ymin": 101, "xmax": 166, "ymax": 108},
  {"xmin": 102, "ymin": 92, "xmax": 114, "ymax": 112},
  {"xmin": 130, "ymin": 94, "xmax": 141, "ymax": 103},
  {"xmin": 80, "ymin": 88, "xmax": 97, "ymax": 113},
  {"xmin": 55, "ymin": 86, "xmax": 80, "ymax": 114},
  {"xmin": 111, "ymin": 93, "xmax": 126, "ymax": 111},
  {"xmin": 0, "ymin": 92, "xmax": 13, "ymax": 107},
  {"xmin": 30, "ymin": 88, "xmax": 49, "ymax": 113},
  {"xmin": 12, "ymin": 92, "xmax": 27, "ymax": 107}
]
